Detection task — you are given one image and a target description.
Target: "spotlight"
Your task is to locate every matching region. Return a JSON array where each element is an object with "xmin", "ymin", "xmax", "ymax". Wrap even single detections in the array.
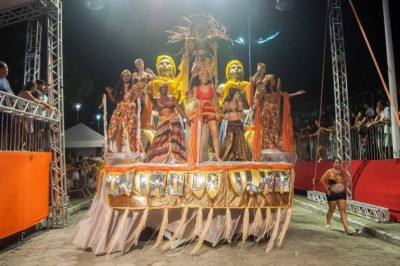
[
  {"xmin": 84, "ymin": 0, "xmax": 104, "ymax": 11},
  {"xmin": 275, "ymin": 0, "xmax": 294, "ymax": 11}
]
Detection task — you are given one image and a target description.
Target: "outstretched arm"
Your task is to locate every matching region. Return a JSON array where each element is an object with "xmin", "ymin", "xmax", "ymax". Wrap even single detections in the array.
[{"xmin": 288, "ymin": 90, "xmax": 306, "ymax": 97}]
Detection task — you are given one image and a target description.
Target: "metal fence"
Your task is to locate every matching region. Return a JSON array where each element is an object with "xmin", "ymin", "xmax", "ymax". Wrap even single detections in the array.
[
  {"xmin": 0, "ymin": 112, "xmax": 51, "ymax": 151},
  {"xmin": 296, "ymin": 123, "xmax": 393, "ymax": 160}
]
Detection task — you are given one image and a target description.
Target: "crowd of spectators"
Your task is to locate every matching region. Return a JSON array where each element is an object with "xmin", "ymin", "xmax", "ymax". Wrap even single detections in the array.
[
  {"xmin": 295, "ymin": 84, "xmax": 399, "ymax": 161},
  {"xmin": 0, "ymin": 60, "xmax": 56, "ymax": 151},
  {"xmin": 66, "ymin": 153, "xmax": 100, "ymax": 195}
]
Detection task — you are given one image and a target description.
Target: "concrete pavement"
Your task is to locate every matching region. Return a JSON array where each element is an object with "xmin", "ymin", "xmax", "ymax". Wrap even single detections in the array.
[
  {"xmin": 0, "ymin": 195, "xmax": 399, "ymax": 265},
  {"xmin": 294, "ymin": 194, "xmax": 400, "ymax": 247}
]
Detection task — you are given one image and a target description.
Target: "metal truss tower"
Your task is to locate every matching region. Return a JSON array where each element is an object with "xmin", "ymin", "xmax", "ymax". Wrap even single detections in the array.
[
  {"xmin": 328, "ymin": 0, "xmax": 352, "ymax": 198},
  {"xmin": 46, "ymin": 0, "xmax": 67, "ymax": 228},
  {"xmin": 0, "ymin": 0, "xmax": 67, "ymax": 227},
  {"xmin": 307, "ymin": 0, "xmax": 390, "ymax": 222},
  {"xmin": 24, "ymin": 19, "xmax": 42, "ymax": 83}
]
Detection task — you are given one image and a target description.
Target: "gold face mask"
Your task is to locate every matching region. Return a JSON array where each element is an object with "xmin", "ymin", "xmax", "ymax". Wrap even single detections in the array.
[
  {"xmin": 157, "ymin": 59, "xmax": 174, "ymax": 77},
  {"xmin": 156, "ymin": 55, "xmax": 176, "ymax": 78},
  {"xmin": 226, "ymin": 60, "xmax": 244, "ymax": 81}
]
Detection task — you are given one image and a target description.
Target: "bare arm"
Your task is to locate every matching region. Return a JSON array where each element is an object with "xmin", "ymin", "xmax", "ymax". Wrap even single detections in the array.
[
  {"xmin": 288, "ymin": 90, "xmax": 306, "ymax": 97},
  {"xmin": 146, "ymin": 88, "xmax": 157, "ymax": 106},
  {"xmin": 173, "ymin": 97, "xmax": 191, "ymax": 127},
  {"xmin": 221, "ymin": 102, "xmax": 228, "ymax": 113},
  {"xmin": 20, "ymin": 90, "xmax": 40, "ymax": 103},
  {"xmin": 106, "ymin": 86, "xmax": 117, "ymax": 104},
  {"xmin": 238, "ymin": 101, "xmax": 245, "ymax": 119},
  {"xmin": 145, "ymin": 68, "xmax": 157, "ymax": 81},
  {"xmin": 320, "ymin": 169, "xmax": 332, "ymax": 196}
]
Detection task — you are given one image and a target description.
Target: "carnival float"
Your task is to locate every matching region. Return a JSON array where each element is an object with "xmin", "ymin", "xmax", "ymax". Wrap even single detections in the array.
[{"xmin": 70, "ymin": 13, "xmax": 305, "ymax": 255}]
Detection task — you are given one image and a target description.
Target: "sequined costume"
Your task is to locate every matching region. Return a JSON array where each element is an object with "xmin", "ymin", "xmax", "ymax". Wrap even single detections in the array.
[{"xmin": 261, "ymin": 92, "xmax": 281, "ymax": 150}]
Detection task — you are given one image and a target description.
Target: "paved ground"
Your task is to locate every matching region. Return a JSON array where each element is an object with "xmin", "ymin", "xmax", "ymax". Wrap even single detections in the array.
[{"xmin": 1, "ymin": 195, "xmax": 399, "ymax": 265}]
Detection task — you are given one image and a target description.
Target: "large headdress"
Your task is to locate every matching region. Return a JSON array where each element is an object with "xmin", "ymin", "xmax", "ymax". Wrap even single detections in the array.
[{"xmin": 156, "ymin": 55, "xmax": 176, "ymax": 77}]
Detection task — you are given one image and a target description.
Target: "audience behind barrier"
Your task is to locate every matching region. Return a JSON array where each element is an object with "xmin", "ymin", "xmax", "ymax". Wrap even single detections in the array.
[
  {"xmin": 66, "ymin": 153, "xmax": 99, "ymax": 194},
  {"xmin": 294, "ymin": 86, "xmax": 398, "ymax": 161}
]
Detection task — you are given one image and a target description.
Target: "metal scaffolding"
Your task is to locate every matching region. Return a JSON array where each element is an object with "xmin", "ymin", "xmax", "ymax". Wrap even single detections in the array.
[
  {"xmin": 307, "ymin": 0, "xmax": 390, "ymax": 222},
  {"xmin": 0, "ymin": 0, "xmax": 67, "ymax": 227},
  {"xmin": 328, "ymin": 0, "xmax": 352, "ymax": 198},
  {"xmin": 24, "ymin": 19, "xmax": 42, "ymax": 83}
]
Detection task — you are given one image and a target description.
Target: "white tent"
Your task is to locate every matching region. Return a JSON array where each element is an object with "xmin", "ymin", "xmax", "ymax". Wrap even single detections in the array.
[{"xmin": 65, "ymin": 123, "xmax": 104, "ymax": 148}]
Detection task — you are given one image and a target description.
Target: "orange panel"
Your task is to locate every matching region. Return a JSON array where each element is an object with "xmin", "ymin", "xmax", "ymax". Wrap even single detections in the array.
[{"xmin": 0, "ymin": 151, "xmax": 51, "ymax": 239}]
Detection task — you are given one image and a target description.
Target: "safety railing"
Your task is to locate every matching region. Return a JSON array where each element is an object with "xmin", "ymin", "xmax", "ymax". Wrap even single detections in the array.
[{"xmin": 296, "ymin": 124, "xmax": 393, "ymax": 161}]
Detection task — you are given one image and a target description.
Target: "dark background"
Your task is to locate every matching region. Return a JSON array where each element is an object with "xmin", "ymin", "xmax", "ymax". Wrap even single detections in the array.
[{"xmin": 1, "ymin": 0, "xmax": 399, "ymax": 131}]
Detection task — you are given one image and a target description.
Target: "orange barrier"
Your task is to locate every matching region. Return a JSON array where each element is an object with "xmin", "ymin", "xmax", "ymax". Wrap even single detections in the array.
[
  {"xmin": 294, "ymin": 159, "xmax": 400, "ymax": 222},
  {"xmin": 0, "ymin": 151, "xmax": 51, "ymax": 239}
]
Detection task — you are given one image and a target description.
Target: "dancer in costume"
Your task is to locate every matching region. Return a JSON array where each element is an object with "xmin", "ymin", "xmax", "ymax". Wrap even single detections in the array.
[
  {"xmin": 220, "ymin": 88, "xmax": 252, "ymax": 161},
  {"xmin": 188, "ymin": 67, "xmax": 223, "ymax": 162},
  {"xmin": 133, "ymin": 58, "xmax": 157, "ymax": 112},
  {"xmin": 320, "ymin": 158, "xmax": 353, "ymax": 234},
  {"xmin": 133, "ymin": 58, "xmax": 157, "ymax": 85},
  {"xmin": 145, "ymin": 82, "xmax": 191, "ymax": 163},
  {"xmin": 251, "ymin": 62, "xmax": 267, "ymax": 85},
  {"xmin": 255, "ymin": 74, "xmax": 305, "ymax": 150},
  {"xmin": 106, "ymin": 69, "xmax": 143, "ymax": 153},
  {"xmin": 167, "ymin": 13, "xmax": 232, "ymax": 100},
  {"xmin": 141, "ymin": 55, "xmax": 178, "ymax": 129}
]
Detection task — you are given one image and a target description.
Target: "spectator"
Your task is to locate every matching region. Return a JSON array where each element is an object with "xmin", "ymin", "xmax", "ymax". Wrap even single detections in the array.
[
  {"xmin": 380, "ymin": 103, "xmax": 392, "ymax": 159},
  {"xmin": 18, "ymin": 81, "xmax": 54, "ymax": 109},
  {"xmin": 0, "ymin": 61, "xmax": 14, "ymax": 95},
  {"xmin": 32, "ymin": 79, "xmax": 50, "ymax": 103}
]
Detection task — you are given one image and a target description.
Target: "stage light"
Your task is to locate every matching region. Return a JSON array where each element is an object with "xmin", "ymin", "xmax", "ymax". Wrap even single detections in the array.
[
  {"xmin": 234, "ymin": 37, "xmax": 245, "ymax": 45},
  {"xmin": 75, "ymin": 103, "xmax": 82, "ymax": 124},
  {"xmin": 84, "ymin": 0, "xmax": 104, "ymax": 11},
  {"xmin": 96, "ymin": 114, "xmax": 101, "ymax": 132},
  {"xmin": 275, "ymin": 0, "xmax": 294, "ymax": 11},
  {"xmin": 257, "ymin": 30, "xmax": 281, "ymax": 44}
]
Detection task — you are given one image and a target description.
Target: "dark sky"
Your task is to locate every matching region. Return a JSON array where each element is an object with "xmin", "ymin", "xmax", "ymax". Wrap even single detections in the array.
[{"xmin": 1, "ymin": 0, "xmax": 399, "ymax": 130}]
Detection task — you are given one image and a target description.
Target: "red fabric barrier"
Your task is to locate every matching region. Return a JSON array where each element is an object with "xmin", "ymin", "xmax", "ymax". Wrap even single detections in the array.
[
  {"xmin": 0, "ymin": 151, "xmax": 51, "ymax": 239},
  {"xmin": 294, "ymin": 159, "xmax": 400, "ymax": 222}
]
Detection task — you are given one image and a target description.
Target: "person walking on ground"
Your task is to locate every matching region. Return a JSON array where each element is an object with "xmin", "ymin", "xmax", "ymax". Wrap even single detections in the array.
[{"xmin": 320, "ymin": 158, "xmax": 353, "ymax": 234}]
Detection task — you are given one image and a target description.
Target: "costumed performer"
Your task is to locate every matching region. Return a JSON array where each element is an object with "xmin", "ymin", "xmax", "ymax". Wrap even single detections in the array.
[
  {"xmin": 188, "ymin": 67, "xmax": 223, "ymax": 162},
  {"xmin": 132, "ymin": 58, "xmax": 156, "ymax": 127},
  {"xmin": 141, "ymin": 55, "xmax": 179, "ymax": 129},
  {"xmin": 255, "ymin": 74, "xmax": 305, "ymax": 150},
  {"xmin": 145, "ymin": 82, "xmax": 191, "ymax": 163},
  {"xmin": 220, "ymin": 87, "xmax": 252, "ymax": 161},
  {"xmin": 106, "ymin": 69, "xmax": 144, "ymax": 154}
]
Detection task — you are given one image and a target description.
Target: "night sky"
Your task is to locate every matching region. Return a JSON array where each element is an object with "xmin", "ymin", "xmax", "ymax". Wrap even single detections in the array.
[{"xmin": 1, "ymin": 0, "xmax": 399, "ymax": 131}]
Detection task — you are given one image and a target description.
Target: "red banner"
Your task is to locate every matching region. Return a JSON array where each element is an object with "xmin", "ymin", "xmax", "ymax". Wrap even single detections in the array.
[{"xmin": 294, "ymin": 159, "xmax": 400, "ymax": 222}]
